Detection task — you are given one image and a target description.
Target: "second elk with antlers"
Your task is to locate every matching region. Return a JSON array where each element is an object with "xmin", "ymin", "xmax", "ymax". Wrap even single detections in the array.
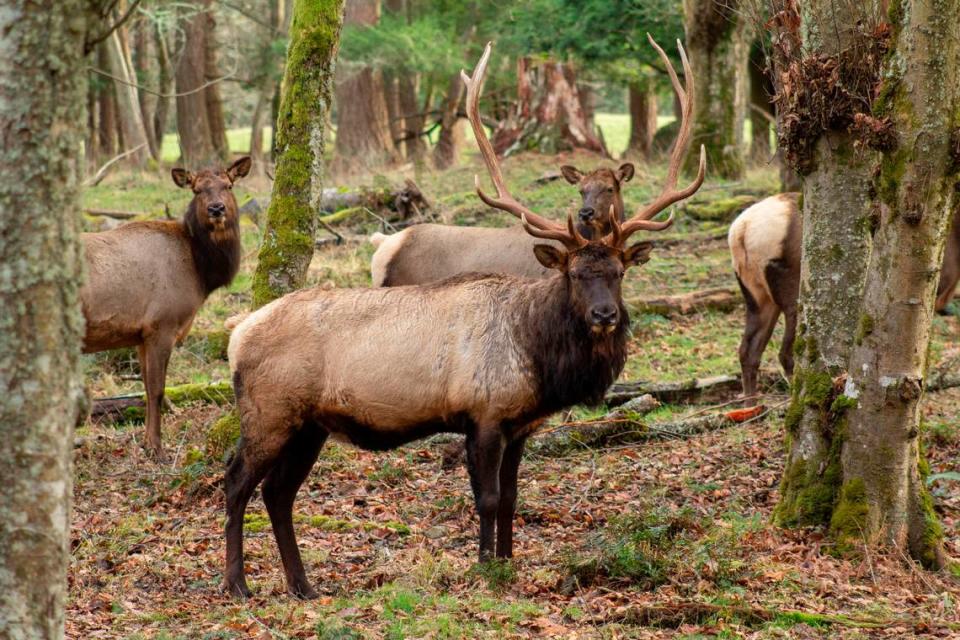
[{"xmin": 224, "ymin": 39, "xmax": 704, "ymax": 599}]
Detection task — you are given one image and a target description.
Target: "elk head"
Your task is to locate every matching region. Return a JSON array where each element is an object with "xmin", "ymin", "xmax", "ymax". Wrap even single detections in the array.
[
  {"xmin": 559, "ymin": 163, "xmax": 635, "ymax": 239},
  {"xmin": 171, "ymin": 156, "xmax": 251, "ymax": 235},
  {"xmin": 463, "ymin": 38, "xmax": 706, "ymax": 336}
]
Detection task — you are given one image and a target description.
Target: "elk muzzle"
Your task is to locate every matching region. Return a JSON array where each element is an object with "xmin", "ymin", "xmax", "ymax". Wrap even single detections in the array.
[
  {"xmin": 589, "ymin": 303, "xmax": 619, "ymax": 334},
  {"xmin": 208, "ymin": 202, "xmax": 226, "ymax": 219}
]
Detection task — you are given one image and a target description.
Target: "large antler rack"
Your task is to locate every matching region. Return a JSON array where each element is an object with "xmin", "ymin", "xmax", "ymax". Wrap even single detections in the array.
[
  {"xmin": 461, "ymin": 43, "xmax": 577, "ymax": 244},
  {"xmin": 616, "ymin": 35, "xmax": 706, "ymax": 243}
]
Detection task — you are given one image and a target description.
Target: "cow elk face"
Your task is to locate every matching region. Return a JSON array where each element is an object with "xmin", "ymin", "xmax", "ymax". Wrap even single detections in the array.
[
  {"xmin": 560, "ymin": 163, "xmax": 635, "ymax": 239},
  {"xmin": 171, "ymin": 156, "xmax": 251, "ymax": 232}
]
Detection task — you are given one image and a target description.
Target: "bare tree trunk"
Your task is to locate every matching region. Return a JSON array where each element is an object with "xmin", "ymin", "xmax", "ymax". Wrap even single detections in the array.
[
  {"xmin": 202, "ymin": 0, "xmax": 230, "ymax": 161},
  {"xmin": 133, "ymin": 17, "xmax": 159, "ymax": 159},
  {"xmin": 175, "ymin": 3, "xmax": 217, "ymax": 167},
  {"xmin": 490, "ymin": 57, "xmax": 606, "ymax": 157},
  {"xmin": 153, "ymin": 22, "xmax": 173, "ymax": 152},
  {"xmin": 432, "ymin": 70, "xmax": 465, "ymax": 169},
  {"xmin": 97, "ymin": 42, "xmax": 118, "ymax": 159},
  {"xmin": 398, "ymin": 73, "xmax": 425, "ymax": 161},
  {"xmin": 331, "ymin": 0, "xmax": 398, "ymax": 174},
  {"xmin": 249, "ymin": 0, "xmax": 286, "ymax": 174},
  {"xmin": 252, "ymin": 0, "xmax": 346, "ymax": 306},
  {"xmin": 748, "ymin": 43, "xmax": 771, "ymax": 164},
  {"xmin": 682, "ymin": 0, "xmax": 748, "ymax": 179},
  {"xmin": 383, "ymin": 72, "xmax": 403, "ymax": 155},
  {"xmin": 105, "ymin": 29, "xmax": 151, "ymax": 167},
  {"xmin": 0, "ymin": 2, "xmax": 88, "ymax": 636},
  {"xmin": 838, "ymin": 0, "xmax": 959, "ymax": 568},
  {"xmin": 626, "ymin": 77, "xmax": 657, "ymax": 159}
]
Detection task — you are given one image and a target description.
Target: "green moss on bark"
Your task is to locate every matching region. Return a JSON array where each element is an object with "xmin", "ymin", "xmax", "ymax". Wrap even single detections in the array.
[
  {"xmin": 206, "ymin": 410, "xmax": 241, "ymax": 462},
  {"xmin": 251, "ymin": 0, "xmax": 346, "ymax": 307},
  {"xmin": 829, "ymin": 478, "xmax": 868, "ymax": 542}
]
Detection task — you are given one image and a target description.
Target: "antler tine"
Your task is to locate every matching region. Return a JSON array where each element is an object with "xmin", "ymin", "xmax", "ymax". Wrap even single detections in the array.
[
  {"xmin": 521, "ymin": 213, "xmax": 584, "ymax": 250},
  {"xmin": 620, "ymin": 36, "xmax": 706, "ymax": 241},
  {"xmin": 463, "ymin": 43, "xmax": 566, "ymax": 233}
]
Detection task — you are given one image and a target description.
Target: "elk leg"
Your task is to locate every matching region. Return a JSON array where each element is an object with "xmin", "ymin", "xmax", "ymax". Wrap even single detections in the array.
[
  {"xmin": 495, "ymin": 436, "xmax": 527, "ymax": 559},
  {"xmin": 261, "ymin": 424, "xmax": 327, "ymax": 599},
  {"xmin": 141, "ymin": 336, "xmax": 174, "ymax": 458},
  {"xmin": 465, "ymin": 427, "xmax": 505, "ymax": 562},
  {"xmin": 778, "ymin": 304, "xmax": 798, "ymax": 381},
  {"xmin": 738, "ymin": 302, "xmax": 780, "ymax": 407},
  {"xmin": 223, "ymin": 442, "xmax": 276, "ymax": 598}
]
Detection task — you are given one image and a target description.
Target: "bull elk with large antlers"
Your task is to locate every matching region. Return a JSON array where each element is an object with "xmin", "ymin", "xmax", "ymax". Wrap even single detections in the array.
[
  {"xmin": 223, "ymin": 39, "xmax": 704, "ymax": 599},
  {"xmin": 82, "ymin": 157, "xmax": 251, "ymax": 457}
]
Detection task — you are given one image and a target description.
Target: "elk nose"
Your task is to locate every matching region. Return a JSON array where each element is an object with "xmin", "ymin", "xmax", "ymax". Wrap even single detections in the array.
[
  {"xmin": 578, "ymin": 207, "xmax": 595, "ymax": 222},
  {"xmin": 591, "ymin": 305, "xmax": 618, "ymax": 326},
  {"xmin": 207, "ymin": 202, "xmax": 226, "ymax": 218}
]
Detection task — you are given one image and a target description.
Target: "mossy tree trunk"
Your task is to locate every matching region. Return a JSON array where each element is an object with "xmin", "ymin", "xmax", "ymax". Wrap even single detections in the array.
[
  {"xmin": 837, "ymin": 0, "xmax": 960, "ymax": 568},
  {"xmin": 0, "ymin": 1, "xmax": 89, "ymax": 636},
  {"xmin": 774, "ymin": 0, "xmax": 957, "ymax": 569},
  {"xmin": 682, "ymin": 0, "xmax": 748, "ymax": 179},
  {"xmin": 251, "ymin": 0, "xmax": 346, "ymax": 307}
]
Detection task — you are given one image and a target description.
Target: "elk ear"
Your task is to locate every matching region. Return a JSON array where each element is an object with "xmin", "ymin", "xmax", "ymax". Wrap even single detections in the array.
[
  {"xmin": 171, "ymin": 168, "xmax": 194, "ymax": 189},
  {"xmin": 617, "ymin": 163, "xmax": 635, "ymax": 183},
  {"xmin": 227, "ymin": 156, "xmax": 252, "ymax": 182},
  {"xmin": 560, "ymin": 165, "xmax": 583, "ymax": 184},
  {"xmin": 533, "ymin": 244, "xmax": 567, "ymax": 271},
  {"xmin": 623, "ymin": 241, "xmax": 653, "ymax": 268}
]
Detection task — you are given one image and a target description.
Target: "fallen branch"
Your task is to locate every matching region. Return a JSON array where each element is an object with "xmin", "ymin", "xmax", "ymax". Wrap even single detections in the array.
[
  {"xmin": 629, "ymin": 287, "xmax": 741, "ymax": 316},
  {"xmin": 83, "ymin": 208, "xmax": 144, "ymax": 219},
  {"xmin": 531, "ymin": 395, "xmax": 661, "ymax": 455},
  {"xmin": 89, "ymin": 381, "xmax": 233, "ymax": 425},
  {"xmin": 84, "ymin": 143, "xmax": 148, "ymax": 187},
  {"xmin": 318, "ymin": 179, "xmax": 429, "ymax": 220},
  {"xmin": 603, "ymin": 601, "xmax": 891, "ymax": 629}
]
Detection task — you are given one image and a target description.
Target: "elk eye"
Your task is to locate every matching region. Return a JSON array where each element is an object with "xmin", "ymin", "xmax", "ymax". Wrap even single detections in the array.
[{"xmin": 607, "ymin": 188, "xmax": 614, "ymax": 193}]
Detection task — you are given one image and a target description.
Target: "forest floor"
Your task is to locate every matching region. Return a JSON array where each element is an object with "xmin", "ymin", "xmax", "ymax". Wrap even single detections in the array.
[{"xmin": 71, "ymin": 148, "xmax": 959, "ymax": 639}]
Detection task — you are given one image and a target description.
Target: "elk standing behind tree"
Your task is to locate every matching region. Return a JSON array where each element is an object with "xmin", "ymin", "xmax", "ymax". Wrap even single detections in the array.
[
  {"xmin": 223, "ymin": 38, "xmax": 705, "ymax": 599},
  {"xmin": 729, "ymin": 194, "xmax": 960, "ymax": 404},
  {"xmin": 82, "ymin": 157, "xmax": 251, "ymax": 457},
  {"xmin": 369, "ymin": 162, "xmax": 636, "ymax": 286}
]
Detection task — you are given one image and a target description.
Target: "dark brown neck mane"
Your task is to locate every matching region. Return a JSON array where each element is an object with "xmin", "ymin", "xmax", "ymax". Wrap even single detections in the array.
[{"xmin": 183, "ymin": 199, "xmax": 241, "ymax": 295}]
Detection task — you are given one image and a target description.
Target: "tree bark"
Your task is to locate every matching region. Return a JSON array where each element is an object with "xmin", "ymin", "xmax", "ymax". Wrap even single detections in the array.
[
  {"xmin": 105, "ymin": 29, "xmax": 151, "ymax": 168},
  {"xmin": 432, "ymin": 70, "xmax": 465, "ymax": 169},
  {"xmin": 133, "ymin": 16, "xmax": 159, "ymax": 159},
  {"xmin": 682, "ymin": 0, "xmax": 748, "ymax": 179},
  {"xmin": 96, "ymin": 43, "xmax": 118, "ymax": 159},
  {"xmin": 626, "ymin": 77, "xmax": 657, "ymax": 159},
  {"xmin": 398, "ymin": 73, "xmax": 426, "ymax": 161},
  {"xmin": 202, "ymin": 0, "xmax": 230, "ymax": 162},
  {"xmin": 490, "ymin": 57, "xmax": 606, "ymax": 157},
  {"xmin": 250, "ymin": 0, "xmax": 287, "ymax": 174},
  {"xmin": 252, "ymin": 0, "xmax": 346, "ymax": 307},
  {"xmin": 837, "ymin": 1, "xmax": 960, "ymax": 568},
  {"xmin": 0, "ymin": 2, "xmax": 88, "ymax": 636},
  {"xmin": 175, "ymin": 3, "xmax": 217, "ymax": 167},
  {"xmin": 331, "ymin": 0, "xmax": 398, "ymax": 174},
  {"xmin": 153, "ymin": 21, "xmax": 173, "ymax": 152},
  {"xmin": 748, "ymin": 42, "xmax": 772, "ymax": 164}
]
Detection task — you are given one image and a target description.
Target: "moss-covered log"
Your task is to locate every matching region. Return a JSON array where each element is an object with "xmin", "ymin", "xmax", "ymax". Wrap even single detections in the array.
[
  {"xmin": 90, "ymin": 381, "xmax": 234, "ymax": 425},
  {"xmin": 251, "ymin": 0, "xmax": 346, "ymax": 307},
  {"xmin": 681, "ymin": 0, "xmax": 748, "ymax": 179}
]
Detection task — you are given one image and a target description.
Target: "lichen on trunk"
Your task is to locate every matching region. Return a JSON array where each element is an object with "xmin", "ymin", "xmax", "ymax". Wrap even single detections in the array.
[{"xmin": 251, "ymin": 0, "xmax": 346, "ymax": 307}]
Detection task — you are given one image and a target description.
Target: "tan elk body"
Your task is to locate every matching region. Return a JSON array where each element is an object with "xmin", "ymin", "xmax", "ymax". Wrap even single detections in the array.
[
  {"xmin": 729, "ymin": 192, "xmax": 960, "ymax": 402},
  {"xmin": 369, "ymin": 160, "xmax": 636, "ymax": 287},
  {"xmin": 81, "ymin": 157, "xmax": 251, "ymax": 455},
  {"xmin": 223, "ymin": 38, "xmax": 705, "ymax": 599}
]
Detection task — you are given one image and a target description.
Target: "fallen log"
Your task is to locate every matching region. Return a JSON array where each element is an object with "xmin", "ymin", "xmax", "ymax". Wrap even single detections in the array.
[
  {"xmin": 84, "ymin": 208, "xmax": 143, "ymax": 219},
  {"xmin": 531, "ymin": 394, "xmax": 660, "ymax": 455},
  {"xmin": 605, "ymin": 371, "xmax": 788, "ymax": 406},
  {"xmin": 629, "ymin": 287, "xmax": 741, "ymax": 316},
  {"xmin": 680, "ymin": 194, "xmax": 763, "ymax": 222},
  {"xmin": 88, "ymin": 380, "xmax": 233, "ymax": 425},
  {"xmin": 318, "ymin": 179, "xmax": 429, "ymax": 221}
]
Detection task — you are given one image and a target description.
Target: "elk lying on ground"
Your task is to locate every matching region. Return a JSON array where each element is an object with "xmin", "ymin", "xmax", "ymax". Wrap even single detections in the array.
[
  {"xmin": 369, "ymin": 160, "xmax": 636, "ymax": 286},
  {"xmin": 82, "ymin": 157, "xmax": 251, "ymax": 456},
  {"xmin": 223, "ymin": 38, "xmax": 705, "ymax": 598},
  {"xmin": 729, "ymin": 193, "xmax": 960, "ymax": 403}
]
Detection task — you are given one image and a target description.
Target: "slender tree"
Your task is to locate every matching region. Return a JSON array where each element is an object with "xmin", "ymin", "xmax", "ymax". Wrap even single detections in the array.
[
  {"xmin": 202, "ymin": 0, "xmax": 230, "ymax": 161},
  {"xmin": 772, "ymin": 0, "xmax": 958, "ymax": 567},
  {"xmin": 105, "ymin": 28, "xmax": 151, "ymax": 167},
  {"xmin": 0, "ymin": 1, "xmax": 90, "ymax": 636},
  {"xmin": 252, "ymin": 0, "xmax": 346, "ymax": 306},
  {"xmin": 682, "ymin": 0, "xmax": 748, "ymax": 179}
]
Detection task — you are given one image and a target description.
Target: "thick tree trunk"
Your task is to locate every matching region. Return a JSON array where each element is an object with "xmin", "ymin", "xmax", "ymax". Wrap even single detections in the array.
[
  {"xmin": 175, "ymin": 4, "xmax": 217, "ymax": 167},
  {"xmin": 133, "ymin": 17, "xmax": 159, "ymax": 159},
  {"xmin": 105, "ymin": 30, "xmax": 151, "ymax": 168},
  {"xmin": 252, "ymin": 0, "xmax": 346, "ymax": 307},
  {"xmin": 202, "ymin": 0, "xmax": 230, "ymax": 162},
  {"xmin": 837, "ymin": 1, "xmax": 959, "ymax": 568},
  {"xmin": 331, "ymin": 0, "xmax": 398, "ymax": 174},
  {"xmin": 432, "ymin": 70, "xmax": 465, "ymax": 170},
  {"xmin": 0, "ymin": 2, "xmax": 88, "ymax": 636},
  {"xmin": 383, "ymin": 72, "xmax": 403, "ymax": 154},
  {"xmin": 490, "ymin": 57, "xmax": 606, "ymax": 157},
  {"xmin": 682, "ymin": 0, "xmax": 748, "ymax": 179},
  {"xmin": 626, "ymin": 77, "xmax": 657, "ymax": 159},
  {"xmin": 398, "ymin": 73, "xmax": 425, "ymax": 161},
  {"xmin": 748, "ymin": 43, "xmax": 772, "ymax": 164}
]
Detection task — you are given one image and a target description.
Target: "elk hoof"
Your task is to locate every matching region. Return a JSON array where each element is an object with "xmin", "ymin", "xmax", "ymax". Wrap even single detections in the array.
[
  {"xmin": 289, "ymin": 583, "xmax": 319, "ymax": 600},
  {"xmin": 224, "ymin": 578, "xmax": 253, "ymax": 599}
]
